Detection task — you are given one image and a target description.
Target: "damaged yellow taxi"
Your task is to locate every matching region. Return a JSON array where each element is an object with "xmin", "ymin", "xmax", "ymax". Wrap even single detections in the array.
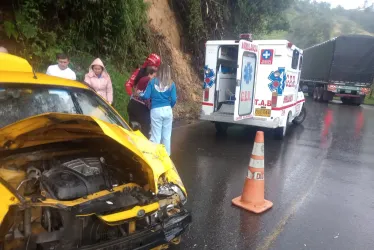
[{"xmin": 0, "ymin": 53, "xmax": 191, "ymax": 250}]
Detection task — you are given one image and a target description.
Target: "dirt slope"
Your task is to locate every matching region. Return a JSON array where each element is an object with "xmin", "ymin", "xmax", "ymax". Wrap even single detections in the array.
[{"xmin": 145, "ymin": 0, "xmax": 201, "ymax": 120}]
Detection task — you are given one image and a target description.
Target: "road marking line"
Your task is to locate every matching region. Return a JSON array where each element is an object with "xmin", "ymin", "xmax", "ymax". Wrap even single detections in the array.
[{"xmin": 256, "ymin": 141, "xmax": 330, "ymax": 250}]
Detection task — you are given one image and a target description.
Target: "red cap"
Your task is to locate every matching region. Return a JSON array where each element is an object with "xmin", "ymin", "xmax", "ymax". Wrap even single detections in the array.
[{"xmin": 142, "ymin": 53, "xmax": 161, "ymax": 68}]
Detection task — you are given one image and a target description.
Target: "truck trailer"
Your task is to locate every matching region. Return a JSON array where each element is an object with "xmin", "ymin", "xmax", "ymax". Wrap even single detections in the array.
[{"xmin": 300, "ymin": 34, "xmax": 374, "ymax": 105}]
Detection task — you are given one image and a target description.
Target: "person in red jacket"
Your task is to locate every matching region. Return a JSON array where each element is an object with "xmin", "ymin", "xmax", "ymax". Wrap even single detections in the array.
[
  {"xmin": 125, "ymin": 53, "xmax": 161, "ymax": 95},
  {"xmin": 126, "ymin": 53, "xmax": 161, "ymax": 137}
]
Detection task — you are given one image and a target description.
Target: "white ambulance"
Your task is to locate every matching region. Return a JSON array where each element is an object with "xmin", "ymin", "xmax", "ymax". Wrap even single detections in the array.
[{"xmin": 200, "ymin": 34, "xmax": 306, "ymax": 139}]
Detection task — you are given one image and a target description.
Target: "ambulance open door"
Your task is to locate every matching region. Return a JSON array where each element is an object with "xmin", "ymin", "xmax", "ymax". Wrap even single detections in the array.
[{"xmin": 233, "ymin": 40, "xmax": 257, "ymax": 121}]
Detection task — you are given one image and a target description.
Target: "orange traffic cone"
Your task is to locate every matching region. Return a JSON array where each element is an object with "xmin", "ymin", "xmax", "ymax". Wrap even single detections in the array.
[{"xmin": 232, "ymin": 131, "xmax": 273, "ymax": 214}]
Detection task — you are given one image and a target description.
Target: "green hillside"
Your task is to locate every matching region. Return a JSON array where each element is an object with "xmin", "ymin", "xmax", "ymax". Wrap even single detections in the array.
[{"xmin": 261, "ymin": 0, "xmax": 374, "ymax": 49}]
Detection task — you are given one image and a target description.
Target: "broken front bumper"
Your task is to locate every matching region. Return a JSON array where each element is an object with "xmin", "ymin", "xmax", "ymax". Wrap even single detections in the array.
[{"xmin": 79, "ymin": 209, "xmax": 191, "ymax": 250}]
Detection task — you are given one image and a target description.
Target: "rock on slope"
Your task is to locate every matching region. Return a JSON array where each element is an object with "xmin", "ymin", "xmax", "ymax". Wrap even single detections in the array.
[{"xmin": 145, "ymin": 0, "xmax": 201, "ymax": 120}]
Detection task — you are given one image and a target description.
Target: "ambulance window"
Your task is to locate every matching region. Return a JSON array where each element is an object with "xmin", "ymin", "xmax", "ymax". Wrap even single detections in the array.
[
  {"xmin": 238, "ymin": 51, "xmax": 256, "ymax": 117},
  {"xmin": 299, "ymin": 56, "xmax": 303, "ymax": 70},
  {"xmin": 291, "ymin": 50, "xmax": 299, "ymax": 69}
]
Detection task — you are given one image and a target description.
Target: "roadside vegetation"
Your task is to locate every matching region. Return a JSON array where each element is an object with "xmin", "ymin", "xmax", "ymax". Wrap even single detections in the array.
[
  {"xmin": 1, "ymin": 0, "xmax": 294, "ymax": 120},
  {"xmin": 268, "ymin": 0, "xmax": 374, "ymax": 105},
  {"xmin": 172, "ymin": 0, "xmax": 292, "ymax": 73},
  {"xmin": 265, "ymin": 0, "xmax": 374, "ymax": 48},
  {"xmin": 364, "ymin": 94, "xmax": 374, "ymax": 105},
  {"xmin": 2, "ymin": 0, "xmax": 374, "ymax": 117},
  {"xmin": 0, "ymin": 0, "xmax": 150, "ymax": 120}
]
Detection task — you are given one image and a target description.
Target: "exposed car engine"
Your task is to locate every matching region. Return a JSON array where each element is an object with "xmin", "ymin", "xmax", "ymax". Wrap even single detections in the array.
[
  {"xmin": 20, "ymin": 155, "xmax": 147, "ymax": 201},
  {"xmin": 41, "ymin": 157, "xmax": 110, "ymax": 200},
  {"xmin": 0, "ymin": 145, "xmax": 190, "ymax": 250},
  {"xmin": 9, "ymin": 154, "xmax": 161, "ymax": 249}
]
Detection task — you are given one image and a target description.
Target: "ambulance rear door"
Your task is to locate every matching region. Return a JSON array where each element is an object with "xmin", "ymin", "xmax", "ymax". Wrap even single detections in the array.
[{"xmin": 233, "ymin": 40, "xmax": 258, "ymax": 121}]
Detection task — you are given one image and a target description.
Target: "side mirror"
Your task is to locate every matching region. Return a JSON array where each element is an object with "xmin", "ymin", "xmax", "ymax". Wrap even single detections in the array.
[{"xmin": 130, "ymin": 121, "xmax": 142, "ymax": 132}]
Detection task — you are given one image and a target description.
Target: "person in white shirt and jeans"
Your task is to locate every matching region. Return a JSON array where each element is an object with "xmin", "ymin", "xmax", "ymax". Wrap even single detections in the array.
[{"xmin": 46, "ymin": 53, "xmax": 76, "ymax": 80}]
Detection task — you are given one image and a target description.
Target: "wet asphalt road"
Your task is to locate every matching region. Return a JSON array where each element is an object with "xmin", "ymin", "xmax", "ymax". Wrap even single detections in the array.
[{"xmin": 171, "ymin": 98, "xmax": 374, "ymax": 250}]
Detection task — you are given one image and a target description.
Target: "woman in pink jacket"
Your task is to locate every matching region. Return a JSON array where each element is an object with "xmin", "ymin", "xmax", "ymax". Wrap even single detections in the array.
[{"xmin": 84, "ymin": 58, "xmax": 113, "ymax": 104}]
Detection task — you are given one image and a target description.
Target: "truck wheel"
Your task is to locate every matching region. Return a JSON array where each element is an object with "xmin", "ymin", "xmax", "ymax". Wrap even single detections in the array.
[
  {"xmin": 322, "ymin": 90, "xmax": 333, "ymax": 102},
  {"xmin": 292, "ymin": 105, "xmax": 306, "ymax": 125},
  {"xmin": 274, "ymin": 113, "xmax": 290, "ymax": 140},
  {"xmin": 215, "ymin": 122, "xmax": 228, "ymax": 134},
  {"xmin": 352, "ymin": 95, "xmax": 365, "ymax": 106},
  {"xmin": 317, "ymin": 87, "xmax": 324, "ymax": 102},
  {"xmin": 341, "ymin": 97, "xmax": 352, "ymax": 105},
  {"xmin": 313, "ymin": 87, "xmax": 319, "ymax": 101}
]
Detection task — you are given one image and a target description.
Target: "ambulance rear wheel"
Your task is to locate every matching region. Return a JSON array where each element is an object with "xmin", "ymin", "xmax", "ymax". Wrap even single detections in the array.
[
  {"xmin": 292, "ymin": 105, "xmax": 306, "ymax": 125},
  {"xmin": 215, "ymin": 122, "xmax": 228, "ymax": 134}
]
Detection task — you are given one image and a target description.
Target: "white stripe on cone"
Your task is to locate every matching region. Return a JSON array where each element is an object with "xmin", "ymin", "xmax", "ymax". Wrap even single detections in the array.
[
  {"xmin": 247, "ymin": 170, "xmax": 265, "ymax": 180},
  {"xmin": 249, "ymin": 158, "xmax": 264, "ymax": 169},
  {"xmin": 252, "ymin": 142, "xmax": 264, "ymax": 156}
]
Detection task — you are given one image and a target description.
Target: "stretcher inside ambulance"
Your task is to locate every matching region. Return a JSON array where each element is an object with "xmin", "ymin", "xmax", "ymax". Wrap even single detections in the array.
[{"xmin": 200, "ymin": 35, "xmax": 306, "ymax": 139}]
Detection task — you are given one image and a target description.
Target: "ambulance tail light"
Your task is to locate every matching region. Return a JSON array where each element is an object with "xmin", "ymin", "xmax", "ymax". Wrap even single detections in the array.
[
  {"xmin": 271, "ymin": 92, "xmax": 278, "ymax": 108},
  {"xmin": 204, "ymin": 89, "xmax": 210, "ymax": 101}
]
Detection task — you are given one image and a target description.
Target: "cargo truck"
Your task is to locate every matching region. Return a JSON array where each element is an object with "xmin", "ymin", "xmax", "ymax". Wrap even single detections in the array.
[{"xmin": 300, "ymin": 34, "xmax": 374, "ymax": 106}]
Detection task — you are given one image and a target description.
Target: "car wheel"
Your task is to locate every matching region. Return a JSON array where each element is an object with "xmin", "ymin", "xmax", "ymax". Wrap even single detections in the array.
[
  {"xmin": 215, "ymin": 122, "xmax": 228, "ymax": 134},
  {"xmin": 292, "ymin": 105, "xmax": 306, "ymax": 125}
]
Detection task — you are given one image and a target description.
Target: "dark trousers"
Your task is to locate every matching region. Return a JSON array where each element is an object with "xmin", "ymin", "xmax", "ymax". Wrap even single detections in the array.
[{"xmin": 127, "ymin": 99, "xmax": 151, "ymax": 138}]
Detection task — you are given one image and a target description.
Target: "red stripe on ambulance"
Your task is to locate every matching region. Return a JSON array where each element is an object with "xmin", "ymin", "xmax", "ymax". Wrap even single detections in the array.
[{"xmin": 271, "ymin": 99, "xmax": 305, "ymax": 111}]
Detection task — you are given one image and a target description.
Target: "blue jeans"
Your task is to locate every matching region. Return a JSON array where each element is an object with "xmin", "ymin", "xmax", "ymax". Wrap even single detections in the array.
[{"xmin": 150, "ymin": 106, "xmax": 173, "ymax": 155}]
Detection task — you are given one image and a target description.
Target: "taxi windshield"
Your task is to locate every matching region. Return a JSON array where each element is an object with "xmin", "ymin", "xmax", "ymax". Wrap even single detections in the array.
[{"xmin": 0, "ymin": 84, "xmax": 129, "ymax": 130}]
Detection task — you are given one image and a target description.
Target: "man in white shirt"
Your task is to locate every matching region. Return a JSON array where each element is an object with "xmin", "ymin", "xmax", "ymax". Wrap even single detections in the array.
[{"xmin": 46, "ymin": 53, "xmax": 76, "ymax": 80}]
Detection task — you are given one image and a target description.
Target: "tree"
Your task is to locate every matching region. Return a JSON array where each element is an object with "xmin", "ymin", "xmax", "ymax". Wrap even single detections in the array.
[
  {"xmin": 286, "ymin": 0, "xmax": 333, "ymax": 48},
  {"xmin": 172, "ymin": 0, "xmax": 294, "ymax": 71},
  {"xmin": 1, "ymin": 0, "xmax": 150, "ymax": 70}
]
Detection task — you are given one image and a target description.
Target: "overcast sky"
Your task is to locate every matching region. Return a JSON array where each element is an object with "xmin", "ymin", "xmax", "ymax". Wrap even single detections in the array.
[{"xmin": 315, "ymin": 0, "xmax": 374, "ymax": 9}]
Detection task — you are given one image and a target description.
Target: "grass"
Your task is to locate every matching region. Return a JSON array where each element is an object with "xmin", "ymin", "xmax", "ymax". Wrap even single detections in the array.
[{"xmin": 364, "ymin": 95, "xmax": 374, "ymax": 105}]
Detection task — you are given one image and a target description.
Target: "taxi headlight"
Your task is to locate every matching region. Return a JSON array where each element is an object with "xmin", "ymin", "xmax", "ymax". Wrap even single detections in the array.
[
  {"xmin": 157, "ymin": 160, "xmax": 187, "ymax": 205},
  {"xmin": 158, "ymin": 183, "xmax": 187, "ymax": 205},
  {"xmin": 170, "ymin": 185, "xmax": 187, "ymax": 205}
]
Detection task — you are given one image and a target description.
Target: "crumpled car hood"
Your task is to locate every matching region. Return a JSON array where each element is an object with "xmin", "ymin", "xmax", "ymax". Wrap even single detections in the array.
[
  {"xmin": 0, "ymin": 113, "xmax": 186, "ymax": 230},
  {"xmin": 0, "ymin": 113, "xmax": 138, "ymax": 151},
  {"xmin": 0, "ymin": 113, "xmax": 173, "ymax": 178}
]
